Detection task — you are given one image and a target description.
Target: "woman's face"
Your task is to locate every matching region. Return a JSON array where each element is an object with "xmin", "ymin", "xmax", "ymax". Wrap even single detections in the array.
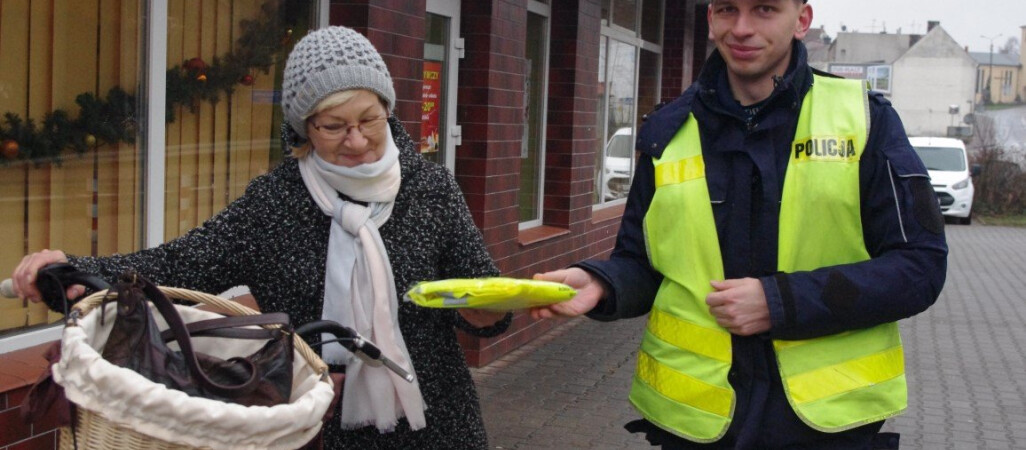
[{"xmin": 306, "ymin": 90, "xmax": 390, "ymax": 167}]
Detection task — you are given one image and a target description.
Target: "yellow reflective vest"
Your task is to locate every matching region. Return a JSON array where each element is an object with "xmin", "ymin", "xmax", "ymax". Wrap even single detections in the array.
[{"xmin": 632, "ymin": 75, "xmax": 906, "ymax": 443}]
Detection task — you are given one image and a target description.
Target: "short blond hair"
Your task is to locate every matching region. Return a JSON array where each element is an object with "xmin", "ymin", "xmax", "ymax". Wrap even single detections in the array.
[{"xmin": 289, "ymin": 89, "xmax": 384, "ymax": 159}]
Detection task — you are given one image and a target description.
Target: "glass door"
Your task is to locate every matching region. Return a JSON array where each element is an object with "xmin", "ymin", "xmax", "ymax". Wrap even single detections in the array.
[{"xmin": 423, "ymin": 0, "xmax": 461, "ymax": 170}]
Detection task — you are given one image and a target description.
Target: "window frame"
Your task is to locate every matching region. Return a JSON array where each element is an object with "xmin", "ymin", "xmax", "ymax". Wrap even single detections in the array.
[
  {"xmin": 593, "ymin": 0, "xmax": 663, "ymax": 210},
  {"xmin": 0, "ymin": 0, "xmax": 328, "ymax": 355},
  {"xmin": 518, "ymin": 1, "xmax": 553, "ymax": 230}
]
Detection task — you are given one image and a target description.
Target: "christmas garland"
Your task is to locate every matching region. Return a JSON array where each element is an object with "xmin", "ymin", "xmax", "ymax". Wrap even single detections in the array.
[{"xmin": 0, "ymin": 0, "xmax": 304, "ymax": 165}]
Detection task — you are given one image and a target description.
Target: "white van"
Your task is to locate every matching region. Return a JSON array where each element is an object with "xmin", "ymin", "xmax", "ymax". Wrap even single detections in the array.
[
  {"xmin": 601, "ymin": 127, "xmax": 634, "ymax": 201},
  {"xmin": 909, "ymin": 136, "xmax": 975, "ymax": 224}
]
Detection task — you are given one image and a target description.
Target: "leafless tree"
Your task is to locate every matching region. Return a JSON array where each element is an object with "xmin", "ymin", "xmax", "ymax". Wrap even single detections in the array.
[
  {"xmin": 999, "ymin": 36, "xmax": 1020, "ymax": 55},
  {"xmin": 967, "ymin": 114, "xmax": 1026, "ymax": 215}
]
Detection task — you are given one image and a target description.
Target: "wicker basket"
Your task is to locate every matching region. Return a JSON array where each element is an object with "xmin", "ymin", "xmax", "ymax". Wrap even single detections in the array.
[
  {"xmin": 59, "ymin": 412, "xmax": 202, "ymax": 450},
  {"xmin": 53, "ymin": 287, "xmax": 333, "ymax": 450}
]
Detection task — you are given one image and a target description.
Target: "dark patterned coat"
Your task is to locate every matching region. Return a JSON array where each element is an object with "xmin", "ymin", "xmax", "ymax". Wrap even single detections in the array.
[{"xmin": 68, "ymin": 118, "xmax": 510, "ymax": 449}]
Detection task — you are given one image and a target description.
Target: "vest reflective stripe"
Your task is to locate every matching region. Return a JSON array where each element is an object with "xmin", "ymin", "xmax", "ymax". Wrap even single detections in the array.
[
  {"xmin": 635, "ymin": 75, "xmax": 906, "ymax": 442},
  {"xmin": 636, "ymin": 352, "xmax": 733, "ymax": 416},
  {"xmin": 647, "ymin": 308, "xmax": 731, "ymax": 364},
  {"xmin": 654, "ymin": 155, "xmax": 705, "ymax": 187},
  {"xmin": 785, "ymin": 346, "xmax": 904, "ymax": 404}
]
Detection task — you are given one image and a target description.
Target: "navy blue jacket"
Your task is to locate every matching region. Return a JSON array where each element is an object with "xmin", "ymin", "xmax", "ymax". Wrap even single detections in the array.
[{"xmin": 578, "ymin": 42, "xmax": 947, "ymax": 448}]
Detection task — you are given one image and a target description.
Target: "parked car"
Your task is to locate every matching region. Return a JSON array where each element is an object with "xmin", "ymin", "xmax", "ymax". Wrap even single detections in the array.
[
  {"xmin": 909, "ymin": 136, "xmax": 975, "ymax": 224},
  {"xmin": 602, "ymin": 127, "xmax": 633, "ymax": 201}
]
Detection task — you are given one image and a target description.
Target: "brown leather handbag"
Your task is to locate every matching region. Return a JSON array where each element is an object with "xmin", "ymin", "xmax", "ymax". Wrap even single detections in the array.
[{"xmin": 101, "ymin": 273, "xmax": 294, "ymax": 407}]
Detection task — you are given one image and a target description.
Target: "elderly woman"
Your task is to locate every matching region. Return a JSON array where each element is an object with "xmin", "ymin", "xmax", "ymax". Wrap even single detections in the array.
[{"xmin": 11, "ymin": 26, "xmax": 509, "ymax": 449}]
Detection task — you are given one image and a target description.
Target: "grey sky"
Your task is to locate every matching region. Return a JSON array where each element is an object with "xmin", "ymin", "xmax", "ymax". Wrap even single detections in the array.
[{"xmin": 808, "ymin": 1, "xmax": 1026, "ymax": 54}]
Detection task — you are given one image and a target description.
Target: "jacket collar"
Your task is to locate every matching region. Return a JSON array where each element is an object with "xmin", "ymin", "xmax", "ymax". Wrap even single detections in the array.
[
  {"xmin": 695, "ymin": 40, "xmax": 812, "ymax": 124},
  {"xmin": 635, "ymin": 41, "xmax": 814, "ymax": 159}
]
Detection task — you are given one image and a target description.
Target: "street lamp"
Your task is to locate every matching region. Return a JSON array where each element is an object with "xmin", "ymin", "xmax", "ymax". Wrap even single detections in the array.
[{"xmin": 981, "ymin": 33, "xmax": 1002, "ymax": 107}]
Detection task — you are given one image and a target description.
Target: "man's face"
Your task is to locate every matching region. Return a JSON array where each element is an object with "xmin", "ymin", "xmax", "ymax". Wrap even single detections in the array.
[{"xmin": 707, "ymin": 0, "xmax": 812, "ymax": 84}]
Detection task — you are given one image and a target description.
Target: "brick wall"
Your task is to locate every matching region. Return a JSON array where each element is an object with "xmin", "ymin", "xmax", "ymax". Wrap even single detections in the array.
[
  {"xmin": 662, "ymin": 0, "xmax": 708, "ymax": 100},
  {"xmin": 330, "ymin": 0, "xmax": 627, "ymax": 366},
  {"xmin": 0, "ymin": 344, "xmax": 59, "ymax": 450},
  {"xmin": 454, "ymin": 0, "xmax": 627, "ymax": 365}
]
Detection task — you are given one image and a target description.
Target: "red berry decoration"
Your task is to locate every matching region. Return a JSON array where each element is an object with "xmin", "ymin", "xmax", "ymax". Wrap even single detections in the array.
[
  {"xmin": 184, "ymin": 57, "xmax": 208, "ymax": 72},
  {"xmin": 240, "ymin": 74, "xmax": 255, "ymax": 86},
  {"xmin": 1, "ymin": 139, "xmax": 19, "ymax": 159}
]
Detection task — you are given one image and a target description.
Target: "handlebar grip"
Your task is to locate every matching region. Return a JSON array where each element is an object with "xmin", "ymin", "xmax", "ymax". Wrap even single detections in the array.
[
  {"xmin": 295, "ymin": 320, "xmax": 358, "ymax": 341},
  {"xmin": 295, "ymin": 320, "xmax": 413, "ymax": 383},
  {"xmin": 1, "ymin": 279, "xmax": 14, "ymax": 298}
]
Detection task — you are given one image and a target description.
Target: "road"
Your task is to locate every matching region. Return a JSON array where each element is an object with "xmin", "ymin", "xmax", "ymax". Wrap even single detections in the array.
[{"xmin": 472, "ymin": 224, "xmax": 1026, "ymax": 449}]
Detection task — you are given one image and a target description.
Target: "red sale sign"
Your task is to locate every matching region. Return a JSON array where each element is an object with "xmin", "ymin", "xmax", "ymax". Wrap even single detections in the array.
[{"xmin": 420, "ymin": 61, "xmax": 442, "ymax": 154}]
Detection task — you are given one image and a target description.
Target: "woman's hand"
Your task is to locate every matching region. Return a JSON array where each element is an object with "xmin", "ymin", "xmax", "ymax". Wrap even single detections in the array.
[
  {"xmin": 458, "ymin": 309, "xmax": 507, "ymax": 328},
  {"xmin": 528, "ymin": 268, "xmax": 605, "ymax": 320},
  {"xmin": 11, "ymin": 249, "xmax": 82, "ymax": 303}
]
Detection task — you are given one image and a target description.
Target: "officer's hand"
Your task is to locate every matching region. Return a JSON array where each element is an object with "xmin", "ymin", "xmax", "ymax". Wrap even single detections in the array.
[
  {"xmin": 706, "ymin": 278, "xmax": 771, "ymax": 336},
  {"xmin": 529, "ymin": 268, "xmax": 605, "ymax": 319}
]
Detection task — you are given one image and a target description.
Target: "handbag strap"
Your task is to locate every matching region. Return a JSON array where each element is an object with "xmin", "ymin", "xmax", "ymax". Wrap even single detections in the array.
[
  {"xmin": 124, "ymin": 274, "xmax": 268, "ymax": 398},
  {"xmin": 159, "ymin": 313, "xmax": 290, "ymax": 342}
]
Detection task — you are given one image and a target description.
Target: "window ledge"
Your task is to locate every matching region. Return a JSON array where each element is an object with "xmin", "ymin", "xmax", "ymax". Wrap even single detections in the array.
[
  {"xmin": 591, "ymin": 203, "xmax": 626, "ymax": 223},
  {"xmin": 518, "ymin": 225, "xmax": 570, "ymax": 246},
  {"xmin": 0, "ymin": 341, "xmax": 53, "ymax": 395}
]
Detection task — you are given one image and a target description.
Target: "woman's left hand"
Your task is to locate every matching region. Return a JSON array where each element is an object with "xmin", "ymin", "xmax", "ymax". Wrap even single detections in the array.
[{"xmin": 458, "ymin": 309, "xmax": 507, "ymax": 328}]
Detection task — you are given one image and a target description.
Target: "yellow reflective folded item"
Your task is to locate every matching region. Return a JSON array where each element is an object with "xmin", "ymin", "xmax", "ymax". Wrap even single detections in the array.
[{"xmin": 404, "ymin": 278, "xmax": 576, "ymax": 311}]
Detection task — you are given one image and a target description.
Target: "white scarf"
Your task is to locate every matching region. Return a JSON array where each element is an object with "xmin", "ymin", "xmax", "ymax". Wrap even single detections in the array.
[{"xmin": 297, "ymin": 126, "xmax": 426, "ymax": 432}]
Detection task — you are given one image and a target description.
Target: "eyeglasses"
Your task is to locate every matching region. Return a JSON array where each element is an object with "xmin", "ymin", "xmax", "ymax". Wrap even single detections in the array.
[{"xmin": 309, "ymin": 115, "xmax": 388, "ymax": 138}]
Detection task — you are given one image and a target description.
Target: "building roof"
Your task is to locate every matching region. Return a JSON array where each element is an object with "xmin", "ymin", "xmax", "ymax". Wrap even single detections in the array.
[
  {"xmin": 827, "ymin": 31, "xmax": 920, "ymax": 64},
  {"xmin": 803, "ymin": 26, "xmax": 831, "ymax": 63},
  {"xmin": 897, "ymin": 25, "xmax": 975, "ymax": 64},
  {"xmin": 969, "ymin": 52, "xmax": 1021, "ymax": 67}
]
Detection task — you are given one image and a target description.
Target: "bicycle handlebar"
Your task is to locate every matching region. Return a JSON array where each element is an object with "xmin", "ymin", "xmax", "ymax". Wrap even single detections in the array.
[{"xmin": 295, "ymin": 320, "xmax": 414, "ymax": 383}]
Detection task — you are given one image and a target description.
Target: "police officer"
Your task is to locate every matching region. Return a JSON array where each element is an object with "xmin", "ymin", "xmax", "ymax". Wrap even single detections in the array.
[{"xmin": 531, "ymin": 0, "xmax": 947, "ymax": 448}]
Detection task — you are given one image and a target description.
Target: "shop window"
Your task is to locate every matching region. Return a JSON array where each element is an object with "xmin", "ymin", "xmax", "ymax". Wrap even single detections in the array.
[
  {"xmin": 0, "ymin": 0, "xmax": 317, "ymax": 350},
  {"xmin": 519, "ymin": 10, "xmax": 550, "ymax": 227},
  {"xmin": 163, "ymin": 0, "xmax": 313, "ymax": 240},
  {"xmin": 421, "ymin": 12, "xmax": 450, "ymax": 167},
  {"xmin": 0, "ymin": 1, "xmax": 145, "ymax": 339},
  {"xmin": 613, "ymin": 0, "xmax": 638, "ymax": 32},
  {"xmin": 596, "ymin": 40, "xmax": 637, "ymax": 203},
  {"xmin": 594, "ymin": 1, "xmax": 663, "ymax": 206},
  {"xmin": 641, "ymin": 0, "xmax": 664, "ymax": 44}
]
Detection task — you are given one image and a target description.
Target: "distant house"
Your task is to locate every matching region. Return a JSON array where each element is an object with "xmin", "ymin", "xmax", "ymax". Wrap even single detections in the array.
[
  {"xmin": 803, "ymin": 26, "xmax": 832, "ymax": 71},
  {"xmin": 811, "ymin": 21, "xmax": 981, "ymax": 137},
  {"xmin": 825, "ymin": 30, "xmax": 921, "ymax": 65},
  {"xmin": 970, "ymin": 49, "xmax": 1023, "ymax": 105},
  {"xmin": 890, "ymin": 25, "xmax": 978, "ymax": 136},
  {"xmin": 818, "ymin": 28, "xmax": 925, "ymax": 99}
]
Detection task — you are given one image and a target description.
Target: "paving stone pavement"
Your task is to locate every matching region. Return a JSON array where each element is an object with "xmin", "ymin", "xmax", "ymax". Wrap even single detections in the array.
[{"xmin": 471, "ymin": 224, "xmax": 1026, "ymax": 449}]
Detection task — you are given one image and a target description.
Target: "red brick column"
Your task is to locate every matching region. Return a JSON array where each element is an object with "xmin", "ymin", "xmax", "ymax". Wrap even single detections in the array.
[
  {"xmin": 455, "ymin": 0, "xmax": 528, "ymax": 263},
  {"xmin": 330, "ymin": 0, "xmax": 428, "ymax": 140},
  {"xmin": 662, "ymin": 0, "xmax": 708, "ymax": 99},
  {"xmin": 544, "ymin": 0, "xmax": 602, "ymax": 234}
]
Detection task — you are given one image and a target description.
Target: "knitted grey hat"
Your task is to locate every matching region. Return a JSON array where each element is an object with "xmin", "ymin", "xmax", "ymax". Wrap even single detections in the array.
[{"xmin": 282, "ymin": 26, "xmax": 396, "ymax": 139}]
